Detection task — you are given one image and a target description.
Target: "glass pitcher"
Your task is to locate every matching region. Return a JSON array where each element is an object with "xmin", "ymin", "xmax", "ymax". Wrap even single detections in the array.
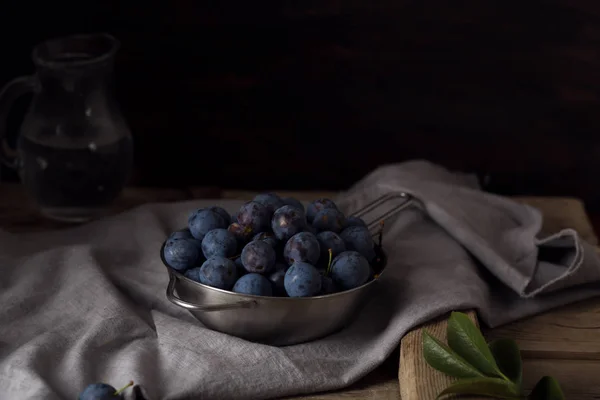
[{"xmin": 0, "ymin": 33, "xmax": 133, "ymax": 222}]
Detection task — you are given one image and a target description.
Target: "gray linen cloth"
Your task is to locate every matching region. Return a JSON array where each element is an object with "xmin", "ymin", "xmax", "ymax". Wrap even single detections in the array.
[{"xmin": 1, "ymin": 160, "xmax": 600, "ymax": 400}]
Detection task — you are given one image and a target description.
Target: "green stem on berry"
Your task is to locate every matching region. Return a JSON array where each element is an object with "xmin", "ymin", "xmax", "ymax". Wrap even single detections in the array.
[
  {"xmin": 228, "ymin": 254, "xmax": 241, "ymax": 260},
  {"xmin": 325, "ymin": 248, "xmax": 333, "ymax": 276},
  {"xmin": 114, "ymin": 381, "xmax": 134, "ymax": 395}
]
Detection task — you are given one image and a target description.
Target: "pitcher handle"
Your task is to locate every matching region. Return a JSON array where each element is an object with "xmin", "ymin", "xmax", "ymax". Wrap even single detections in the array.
[{"xmin": 0, "ymin": 76, "xmax": 35, "ymax": 169}]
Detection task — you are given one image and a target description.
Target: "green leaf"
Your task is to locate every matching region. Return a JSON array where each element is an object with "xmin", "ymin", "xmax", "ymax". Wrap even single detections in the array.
[
  {"xmin": 489, "ymin": 338, "xmax": 523, "ymax": 387},
  {"xmin": 447, "ymin": 311, "xmax": 502, "ymax": 378},
  {"xmin": 436, "ymin": 377, "xmax": 522, "ymax": 399},
  {"xmin": 422, "ymin": 331, "xmax": 485, "ymax": 379},
  {"xmin": 528, "ymin": 376, "xmax": 566, "ymax": 400}
]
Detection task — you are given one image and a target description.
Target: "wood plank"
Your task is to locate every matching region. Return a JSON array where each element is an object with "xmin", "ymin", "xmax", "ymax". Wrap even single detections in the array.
[
  {"xmin": 522, "ymin": 359, "xmax": 600, "ymax": 397},
  {"xmin": 486, "ymin": 296, "xmax": 600, "ymax": 360}
]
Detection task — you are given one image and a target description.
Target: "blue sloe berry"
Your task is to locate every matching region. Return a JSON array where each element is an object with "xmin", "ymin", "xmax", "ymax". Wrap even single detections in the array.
[
  {"xmin": 283, "ymin": 232, "xmax": 320, "ymax": 266},
  {"xmin": 253, "ymin": 192, "xmax": 284, "ymax": 217},
  {"xmin": 163, "ymin": 238, "xmax": 202, "ymax": 271},
  {"xmin": 284, "ymin": 261, "xmax": 322, "ymax": 297},
  {"xmin": 201, "ymin": 228, "xmax": 237, "ymax": 258},
  {"xmin": 188, "ymin": 209, "xmax": 228, "ymax": 241},
  {"xmin": 197, "ymin": 256, "xmax": 238, "ymax": 290},
  {"xmin": 330, "ymin": 251, "xmax": 371, "ymax": 290},
  {"xmin": 232, "ymin": 273, "xmax": 273, "ymax": 296},
  {"xmin": 241, "ymin": 240, "xmax": 277, "ymax": 274},
  {"xmin": 206, "ymin": 206, "xmax": 231, "ymax": 226},
  {"xmin": 345, "ymin": 216, "xmax": 367, "ymax": 228},
  {"xmin": 233, "ymin": 256, "xmax": 247, "ymax": 277},
  {"xmin": 339, "ymin": 226, "xmax": 376, "ymax": 262},
  {"xmin": 271, "ymin": 205, "xmax": 306, "ymax": 242},
  {"xmin": 306, "ymin": 198, "xmax": 338, "ymax": 224},
  {"xmin": 253, "ymin": 231, "xmax": 278, "ymax": 248},
  {"xmin": 282, "ymin": 197, "xmax": 305, "ymax": 214},
  {"xmin": 78, "ymin": 383, "xmax": 121, "ymax": 400},
  {"xmin": 169, "ymin": 228, "xmax": 193, "ymax": 240},
  {"xmin": 312, "ymin": 208, "xmax": 346, "ymax": 233},
  {"xmin": 236, "ymin": 201, "xmax": 270, "ymax": 234},
  {"xmin": 316, "ymin": 231, "xmax": 346, "ymax": 261},
  {"xmin": 184, "ymin": 266, "xmax": 202, "ymax": 282},
  {"xmin": 268, "ymin": 262, "xmax": 290, "ymax": 296},
  {"xmin": 228, "ymin": 222, "xmax": 254, "ymax": 249},
  {"xmin": 319, "ymin": 275, "xmax": 338, "ymax": 295}
]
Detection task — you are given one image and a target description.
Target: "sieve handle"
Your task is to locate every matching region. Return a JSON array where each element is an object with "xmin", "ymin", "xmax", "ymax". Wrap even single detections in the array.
[
  {"xmin": 350, "ymin": 192, "xmax": 415, "ymax": 231},
  {"xmin": 166, "ymin": 274, "xmax": 257, "ymax": 312}
]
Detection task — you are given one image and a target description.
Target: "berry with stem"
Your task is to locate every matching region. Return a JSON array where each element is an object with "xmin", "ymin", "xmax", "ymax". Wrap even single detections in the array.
[
  {"xmin": 325, "ymin": 248, "xmax": 333, "ymax": 276},
  {"xmin": 79, "ymin": 380, "xmax": 134, "ymax": 400},
  {"xmin": 114, "ymin": 381, "xmax": 134, "ymax": 396}
]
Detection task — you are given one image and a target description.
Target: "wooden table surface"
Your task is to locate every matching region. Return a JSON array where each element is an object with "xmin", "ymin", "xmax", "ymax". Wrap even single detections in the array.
[{"xmin": 1, "ymin": 184, "xmax": 599, "ymax": 399}]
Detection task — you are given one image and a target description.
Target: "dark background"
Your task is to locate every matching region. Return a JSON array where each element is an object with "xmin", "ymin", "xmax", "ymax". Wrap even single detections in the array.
[{"xmin": 2, "ymin": 1, "xmax": 600, "ymax": 207}]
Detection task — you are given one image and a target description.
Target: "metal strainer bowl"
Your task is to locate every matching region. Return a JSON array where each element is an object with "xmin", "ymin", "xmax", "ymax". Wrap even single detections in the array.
[{"xmin": 162, "ymin": 193, "xmax": 412, "ymax": 346}]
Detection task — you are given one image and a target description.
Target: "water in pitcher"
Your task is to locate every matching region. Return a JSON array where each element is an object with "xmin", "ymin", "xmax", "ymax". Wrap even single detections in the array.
[
  {"xmin": 18, "ymin": 132, "xmax": 133, "ymax": 221},
  {"xmin": 0, "ymin": 34, "xmax": 135, "ymax": 221}
]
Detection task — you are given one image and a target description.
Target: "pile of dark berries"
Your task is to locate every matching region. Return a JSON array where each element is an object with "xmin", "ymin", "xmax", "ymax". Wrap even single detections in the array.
[{"xmin": 162, "ymin": 193, "xmax": 384, "ymax": 298}]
